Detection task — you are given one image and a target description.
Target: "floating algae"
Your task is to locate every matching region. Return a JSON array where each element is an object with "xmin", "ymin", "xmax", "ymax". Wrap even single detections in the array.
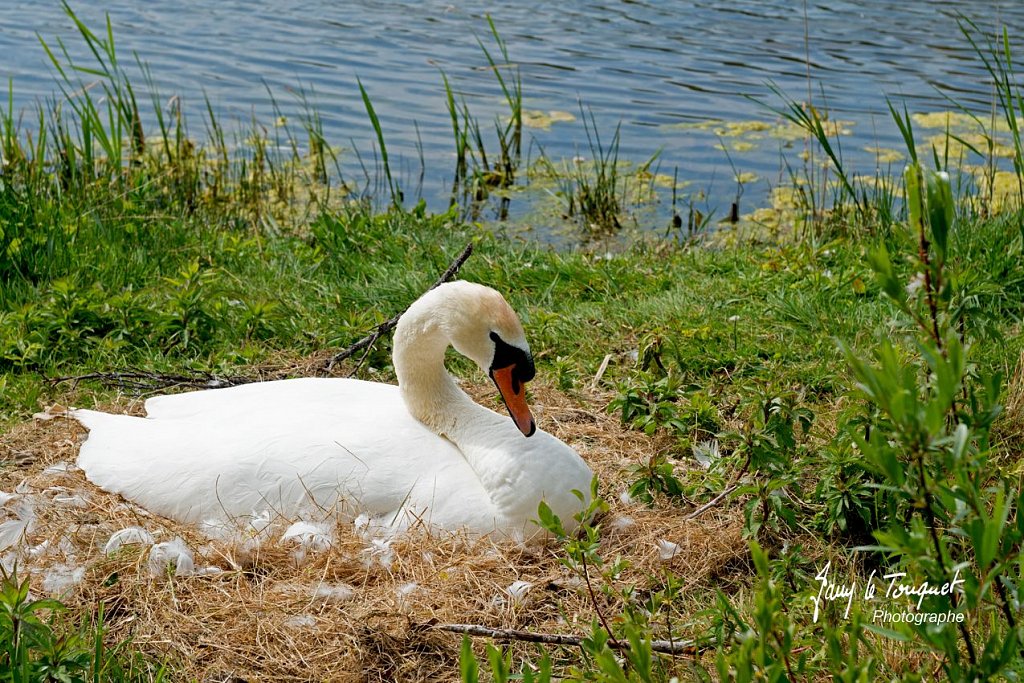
[
  {"xmin": 668, "ymin": 117, "xmax": 854, "ymax": 150},
  {"xmin": 925, "ymin": 132, "xmax": 1017, "ymax": 161},
  {"xmin": 715, "ymin": 140, "xmax": 758, "ymax": 153},
  {"xmin": 864, "ymin": 146, "xmax": 905, "ymax": 164},
  {"xmin": 911, "ymin": 110, "xmax": 1010, "ymax": 133},
  {"xmin": 979, "ymin": 170, "xmax": 1023, "ymax": 212},
  {"xmin": 664, "ymin": 119, "xmax": 726, "ymax": 131},
  {"xmin": 637, "ymin": 169, "xmax": 687, "ymax": 189},
  {"xmin": 912, "ymin": 110, "xmax": 1018, "ymax": 160},
  {"xmin": 521, "ymin": 109, "xmax": 576, "ymax": 130},
  {"xmin": 734, "ymin": 185, "xmax": 806, "ymax": 238},
  {"xmin": 912, "ymin": 111, "xmax": 979, "ymax": 130}
]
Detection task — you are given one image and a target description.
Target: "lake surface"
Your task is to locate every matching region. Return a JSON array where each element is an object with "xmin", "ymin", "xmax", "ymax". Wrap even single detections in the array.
[{"xmin": 3, "ymin": 1, "xmax": 1023, "ymax": 234}]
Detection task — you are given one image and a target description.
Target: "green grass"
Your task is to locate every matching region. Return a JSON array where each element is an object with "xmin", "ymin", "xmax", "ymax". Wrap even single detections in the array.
[
  {"xmin": 0, "ymin": 198, "xmax": 904, "ymax": 424},
  {"xmin": 0, "ymin": 569, "xmax": 170, "ymax": 681}
]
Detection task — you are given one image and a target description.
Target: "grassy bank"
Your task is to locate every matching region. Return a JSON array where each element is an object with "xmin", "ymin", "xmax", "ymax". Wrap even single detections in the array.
[{"xmin": 3, "ymin": 6, "xmax": 1024, "ymax": 683}]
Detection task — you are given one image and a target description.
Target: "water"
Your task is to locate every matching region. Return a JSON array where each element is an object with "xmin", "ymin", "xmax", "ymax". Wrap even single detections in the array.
[{"xmin": 2, "ymin": 1, "xmax": 1022, "ymax": 233}]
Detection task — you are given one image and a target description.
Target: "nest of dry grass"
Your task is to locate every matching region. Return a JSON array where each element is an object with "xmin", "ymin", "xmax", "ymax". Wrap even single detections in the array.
[{"xmin": 0, "ymin": 381, "xmax": 746, "ymax": 682}]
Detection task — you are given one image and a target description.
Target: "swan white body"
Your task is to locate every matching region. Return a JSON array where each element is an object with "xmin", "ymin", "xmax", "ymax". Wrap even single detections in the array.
[{"xmin": 74, "ymin": 282, "xmax": 593, "ymax": 539}]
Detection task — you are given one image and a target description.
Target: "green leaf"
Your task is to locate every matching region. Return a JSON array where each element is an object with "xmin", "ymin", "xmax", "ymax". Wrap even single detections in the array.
[
  {"xmin": 534, "ymin": 500, "xmax": 563, "ymax": 537},
  {"xmin": 925, "ymin": 170, "xmax": 954, "ymax": 260},
  {"xmin": 459, "ymin": 636, "xmax": 478, "ymax": 683},
  {"xmin": 487, "ymin": 644, "xmax": 508, "ymax": 683},
  {"xmin": 866, "ymin": 243, "xmax": 907, "ymax": 306},
  {"xmin": 749, "ymin": 540, "xmax": 769, "ymax": 576},
  {"xmin": 904, "ymin": 163, "xmax": 925, "ymax": 235},
  {"xmin": 863, "ymin": 622, "xmax": 912, "ymax": 641}
]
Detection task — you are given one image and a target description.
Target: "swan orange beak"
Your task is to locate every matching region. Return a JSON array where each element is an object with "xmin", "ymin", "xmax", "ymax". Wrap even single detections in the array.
[{"xmin": 490, "ymin": 365, "xmax": 536, "ymax": 437}]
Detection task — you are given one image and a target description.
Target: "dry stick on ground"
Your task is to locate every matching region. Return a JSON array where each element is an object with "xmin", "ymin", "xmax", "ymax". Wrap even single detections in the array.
[
  {"xmin": 683, "ymin": 452, "xmax": 751, "ymax": 522},
  {"xmin": 683, "ymin": 484, "xmax": 738, "ymax": 521},
  {"xmin": 47, "ymin": 243, "xmax": 476, "ymax": 393},
  {"xmin": 321, "ymin": 241, "xmax": 475, "ymax": 375},
  {"xmin": 49, "ymin": 369, "xmax": 253, "ymax": 393},
  {"xmin": 430, "ymin": 623, "xmax": 703, "ymax": 656}
]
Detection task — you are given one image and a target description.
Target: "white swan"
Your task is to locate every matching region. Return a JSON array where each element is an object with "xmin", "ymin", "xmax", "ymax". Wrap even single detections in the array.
[{"xmin": 73, "ymin": 281, "xmax": 593, "ymax": 539}]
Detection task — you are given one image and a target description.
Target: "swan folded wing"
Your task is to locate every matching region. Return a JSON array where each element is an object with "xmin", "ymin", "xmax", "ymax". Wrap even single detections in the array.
[
  {"xmin": 142, "ymin": 377, "xmax": 388, "ymax": 421},
  {"xmin": 73, "ymin": 389, "xmax": 494, "ymax": 526}
]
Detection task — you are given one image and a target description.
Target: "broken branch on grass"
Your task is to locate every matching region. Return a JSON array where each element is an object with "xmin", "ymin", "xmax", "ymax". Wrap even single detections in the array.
[
  {"xmin": 431, "ymin": 623, "xmax": 701, "ymax": 656},
  {"xmin": 683, "ymin": 484, "xmax": 738, "ymax": 521},
  {"xmin": 49, "ymin": 369, "xmax": 254, "ymax": 393},
  {"xmin": 322, "ymin": 242, "xmax": 475, "ymax": 375},
  {"xmin": 682, "ymin": 452, "xmax": 751, "ymax": 521}
]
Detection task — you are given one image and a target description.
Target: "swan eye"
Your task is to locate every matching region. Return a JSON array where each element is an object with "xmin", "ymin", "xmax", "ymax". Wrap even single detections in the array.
[{"xmin": 488, "ymin": 331, "xmax": 535, "ymax": 383}]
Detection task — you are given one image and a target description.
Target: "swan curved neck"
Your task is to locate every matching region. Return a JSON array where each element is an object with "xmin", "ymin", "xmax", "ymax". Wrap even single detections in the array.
[{"xmin": 393, "ymin": 300, "xmax": 473, "ymax": 434}]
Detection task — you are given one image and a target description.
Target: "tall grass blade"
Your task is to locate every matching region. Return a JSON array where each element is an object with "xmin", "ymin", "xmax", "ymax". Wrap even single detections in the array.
[{"xmin": 358, "ymin": 78, "xmax": 400, "ymax": 208}]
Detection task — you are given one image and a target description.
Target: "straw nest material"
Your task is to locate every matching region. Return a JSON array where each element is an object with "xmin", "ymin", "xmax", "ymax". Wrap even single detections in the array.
[{"xmin": 0, "ymin": 381, "xmax": 746, "ymax": 681}]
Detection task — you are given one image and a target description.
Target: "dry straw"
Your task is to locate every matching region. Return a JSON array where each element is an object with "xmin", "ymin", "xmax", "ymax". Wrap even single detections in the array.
[{"xmin": 0, "ymin": 381, "xmax": 746, "ymax": 681}]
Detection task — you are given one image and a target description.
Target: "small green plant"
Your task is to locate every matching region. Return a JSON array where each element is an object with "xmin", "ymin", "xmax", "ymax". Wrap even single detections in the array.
[
  {"xmin": 557, "ymin": 110, "xmax": 625, "ymax": 234},
  {"xmin": 531, "ymin": 482, "xmax": 684, "ymax": 682},
  {"xmin": 811, "ymin": 418, "xmax": 885, "ymax": 543},
  {"xmin": 626, "ymin": 453, "xmax": 684, "ymax": 505},
  {"xmin": 729, "ymin": 390, "xmax": 813, "ymax": 538},
  {"xmin": 843, "ymin": 153, "xmax": 1021, "ymax": 675},
  {"xmin": 441, "ymin": 17, "xmax": 522, "ymax": 210},
  {"xmin": 0, "ymin": 568, "xmax": 77, "ymax": 681},
  {"xmin": 458, "ymin": 636, "xmax": 553, "ymax": 683},
  {"xmin": 610, "ymin": 374, "xmax": 718, "ymax": 441},
  {"xmin": 160, "ymin": 261, "xmax": 220, "ymax": 350},
  {"xmin": 610, "ymin": 373, "xmax": 688, "ymax": 436},
  {"xmin": 0, "ymin": 568, "xmax": 166, "ymax": 681},
  {"xmin": 712, "ymin": 542, "xmax": 880, "ymax": 682}
]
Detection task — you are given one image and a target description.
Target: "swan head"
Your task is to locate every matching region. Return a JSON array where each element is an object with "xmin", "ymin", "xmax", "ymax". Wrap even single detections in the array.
[
  {"xmin": 443, "ymin": 282, "xmax": 537, "ymax": 438},
  {"xmin": 399, "ymin": 281, "xmax": 537, "ymax": 437}
]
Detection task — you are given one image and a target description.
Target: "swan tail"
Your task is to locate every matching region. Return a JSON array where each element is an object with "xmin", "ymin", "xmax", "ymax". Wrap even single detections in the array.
[{"xmin": 73, "ymin": 409, "xmax": 155, "ymax": 479}]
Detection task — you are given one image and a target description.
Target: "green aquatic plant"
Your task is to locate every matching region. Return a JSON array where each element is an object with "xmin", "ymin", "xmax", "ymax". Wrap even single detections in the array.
[
  {"xmin": 567, "ymin": 110, "xmax": 623, "ymax": 233},
  {"xmin": 440, "ymin": 17, "xmax": 524, "ymax": 211},
  {"xmin": 539, "ymin": 107, "xmax": 662, "ymax": 236},
  {"xmin": 757, "ymin": 82, "xmax": 868, "ymax": 228},
  {"xmin": 38, "ymin": 2, "xmax": 143, "ymax": 183},
  {"xmin": 960, "ymin": 18, "xmax": 1024, "ymax": 211},
  {"xmin": 477, "ymin": 15, "xmax": 523, "ymax": 189},
  {"xmin": 358, "ymin": 78, "xmax": 402, "ymax": 209},
  {"xmin": 442, "ymin": 71, "xmax": 472, "ymax": 198}
]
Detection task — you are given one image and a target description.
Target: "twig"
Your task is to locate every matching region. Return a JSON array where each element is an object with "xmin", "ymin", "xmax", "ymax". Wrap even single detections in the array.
[
  {"xmin": 48, "ymin": 369, "xmax": 253, "ymax": 393},
  {"xmin": 590, "ymin": 353, "xmax": 612, "ymax": 390},
  {"xmin": 430, "ymin": 623, "xmax": 701, "ymax": 656},
  {"xmin": 683, "ymin": 452, "xmax": 751, "ymax": 521},
  {"xmin": 322, "ymin": 242, "xmax": 475, "ymax": 375},
  {"xmin": 683, "ymin": 484, "xmax": 738, "ymax": 521},
  {"xmin": 580, "ymin": 552, "xmax": 620, "ymax": 650}
]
